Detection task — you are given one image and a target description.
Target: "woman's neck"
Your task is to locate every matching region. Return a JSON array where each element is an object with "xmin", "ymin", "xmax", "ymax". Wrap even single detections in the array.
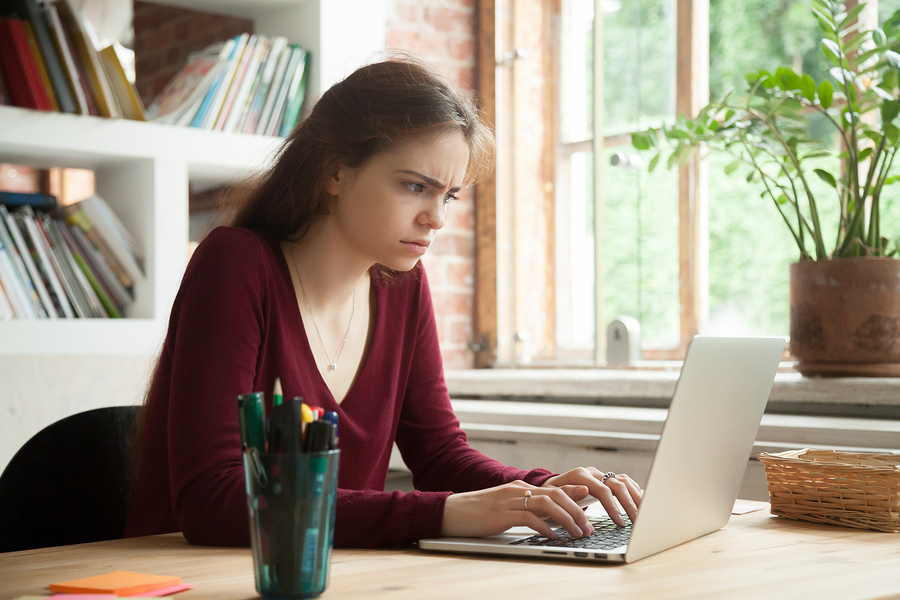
[{"xmin": 285, "ymin": 220, "xmax": 371, "ymax": 311}]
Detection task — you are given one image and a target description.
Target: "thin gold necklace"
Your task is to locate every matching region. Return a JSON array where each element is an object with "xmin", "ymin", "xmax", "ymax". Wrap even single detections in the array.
[{"xmin": 289, "ymin": 251, "xmax": 356, "ymax": 371}]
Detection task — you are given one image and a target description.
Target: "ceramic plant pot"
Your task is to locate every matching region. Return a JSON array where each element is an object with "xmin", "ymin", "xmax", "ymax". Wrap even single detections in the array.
[{"xmin": 790, "ymin": 258, "xmax": 900, "ymax": 376}]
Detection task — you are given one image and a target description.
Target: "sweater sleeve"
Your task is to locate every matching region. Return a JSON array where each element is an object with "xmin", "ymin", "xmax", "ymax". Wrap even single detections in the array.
[
  {"xmin": 394, "ymin": 271, "xmax": 555, "ymax": 497},
  {"xmin": 164, "ymin": 228, "xmax": 267, "ymax": 546}
]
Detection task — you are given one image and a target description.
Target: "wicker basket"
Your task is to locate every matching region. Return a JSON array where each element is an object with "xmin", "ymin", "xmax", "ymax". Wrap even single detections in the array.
[{"xmin": 757, "ymin": 449, "xmax": 900, "ymax": 533}]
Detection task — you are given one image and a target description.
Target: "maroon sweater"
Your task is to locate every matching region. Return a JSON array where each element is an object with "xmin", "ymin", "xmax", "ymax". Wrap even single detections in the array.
[{"xmin": 125, "ymin": 227, "xmax": 553, "ymax": 547}]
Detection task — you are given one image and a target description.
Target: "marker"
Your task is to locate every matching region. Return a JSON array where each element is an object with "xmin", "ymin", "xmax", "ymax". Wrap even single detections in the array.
[
  {"xmin": 273, "ymin": 377, "xmax": 283, "ymax": 407},
  {"xmin": 237, "ymin": 392, "xmax": 267, "ymax": 453}
]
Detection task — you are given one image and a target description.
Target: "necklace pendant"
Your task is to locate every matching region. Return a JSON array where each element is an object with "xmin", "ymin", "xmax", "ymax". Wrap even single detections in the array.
[{"xmin": 329, "ymin": 363, "xmax": 337, "ymax": 371}]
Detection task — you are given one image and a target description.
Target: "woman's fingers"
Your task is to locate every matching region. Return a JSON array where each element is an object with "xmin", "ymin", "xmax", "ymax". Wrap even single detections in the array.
[
  {"xmin": 542, "ymin": 467, "xmax": 645, "ymax": 526},
  {"xmin": 519, "ymin": 487, "xmax": 593, "ymax": 538}
]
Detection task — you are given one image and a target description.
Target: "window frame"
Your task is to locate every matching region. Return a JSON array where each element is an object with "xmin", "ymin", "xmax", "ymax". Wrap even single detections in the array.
[{"xmin": 475, "ymin": 0, "xmax": 710, "ymax": 366}]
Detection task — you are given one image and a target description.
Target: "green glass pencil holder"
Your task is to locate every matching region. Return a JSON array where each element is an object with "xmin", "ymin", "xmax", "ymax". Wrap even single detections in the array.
[{"xmin": 243, "ymin": 449, "xmax": 340, "ymax": 600}]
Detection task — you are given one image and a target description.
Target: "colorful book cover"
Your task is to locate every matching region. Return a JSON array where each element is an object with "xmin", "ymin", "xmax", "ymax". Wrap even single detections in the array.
[
  {"xmin": 214, "ymin": 34, "xmax": 258, "ymax": 131},
  {"xmin": 55, "ymin": 0, "xmax": 120, "ymax": 118},
  {"xmin": 22, "ymin": 21, "xmax": 60, "ymax": 111},
  {"xmin": 147, "ymin": 41, "xmax": 228, "ymax": 124},
  {"xmin": 189, "ymin": 37, "xmax": 238, "ymax": 128},
  {"xmin": 99, "ymin": 44, "xmax": 147, "ymax": 121},
  {"xmin": 18, "ymin": 206, "xmax": 75, "ymax": 318},
  {"xmin": 254, "ymin": 40, "xmax": 292, "ymax": 135},
  {"xmin": 0, "ymin": 205, "xmax": 45, "ymax": 317},
  {"xmin": 43, "ymin": 1, "xmax": 88, "ymax": 115},
  {"xmin": 279, "ymin": 48, "xmax": 311, "ymax": 137},
  {"xmin": 1, "ymin": 205, "xmax": 57, "ymax": 317},
  {"xmin": 0, "ymin": 17, "xmax": 53, "ymax": 110},
  {"xmin": 242, "ymin": 36, "xmax": 288, "ymax": 134},
  {"xmin": 3, "ymin": 0, "xmax": 78, "ymax": 113},
  {"xmin": 263, "ymin": 45, "xmax": 302, "ymax": 137},
  {"xmin": 199, "ymin": 33, "xmax": 248, "ymax": 129},
  {"xmin": 223, "ymin": 35, "xmax": 268, "ymax": 133}
]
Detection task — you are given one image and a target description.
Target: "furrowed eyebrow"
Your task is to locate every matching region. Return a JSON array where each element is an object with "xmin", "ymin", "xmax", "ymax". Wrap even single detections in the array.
[{"xmin": 397, "ymin": 170, "xmax": 462, "ymax": 194}]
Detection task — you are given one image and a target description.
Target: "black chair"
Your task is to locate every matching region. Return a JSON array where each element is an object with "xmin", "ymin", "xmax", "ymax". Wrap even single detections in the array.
[{"xmin": 0, "ymin": 405, "xmax": 140, "ymax": 553}]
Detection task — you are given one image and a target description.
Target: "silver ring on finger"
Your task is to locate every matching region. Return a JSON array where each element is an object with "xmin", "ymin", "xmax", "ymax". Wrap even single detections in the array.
[
  {"xmin": 524, "ymin": 489, "xmax": 532, "ymax": 510},
  {"xmin": 601, "ymin": 472, "xmax": 617, "ymax": 483}
]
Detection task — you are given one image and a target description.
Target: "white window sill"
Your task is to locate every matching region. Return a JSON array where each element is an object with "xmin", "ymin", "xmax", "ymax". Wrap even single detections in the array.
[{"xmin": 444, "ymin": 368, "xmax": 900, "ymax": 415}]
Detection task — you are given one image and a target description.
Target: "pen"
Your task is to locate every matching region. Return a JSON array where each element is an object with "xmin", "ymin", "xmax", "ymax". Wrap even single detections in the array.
[
  {"xmin": 269, "ymin": 396, "xmax": 306, "ymax": 454},
  {"xmin": 237, "ymin": 392, "xmax": 267, "ymax": 453}
]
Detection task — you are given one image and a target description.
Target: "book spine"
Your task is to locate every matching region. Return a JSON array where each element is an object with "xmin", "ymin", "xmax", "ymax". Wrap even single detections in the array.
[
  {"xmin": 19, "ymin": 0, "xmax": 77, "ymax": 113},
  {"xmin": 56, "ymin": 0, "xmax": 119, "ymax": 118},
  {"xmin": 233, "ymin": 38, "xmax": 271, "ymax": 133},
  {"xmin": 55, "ymin": 219, "xmax": 106, "ymax": 317},
  {"xmin": 0, "ymin": 18, "xmax": 53, "ymax": 111},
  {"xmin": 279, "ymin": 49, "xmax": 311, "ymax": 137},
  {"xmin": 3, "ymin": 208, "xmax": 58, "ymax": 318},
  {"xmin": 43, "ymin": 2, "xmax": 88, "ymax": 115},
  {"xmin": 68, "ymin": 223, "xmax": 128, "ymax": 314},
  {"xmin": 19, "ymin": 206, "xmax": 75, "ymax": 318},
  {"xmin": 0, "ymin": 191, "xmax": 58, "ymax": 210},
  {"xmin": 244, "ymin": 36, "xmax": 287, "ymax": 134},
  {"xmin": 224, "ymin": 35, "xmax": 267, "ymax": 133},
  {"xmin": 64, "ymin": 207, "xmax": 135, "ymax": 293},
  {"xmin": 0, "ymin": 205, "xmax": 46, "ymax": 317},
  {"xmin": 214, "ymin": 34, "xmax": 257, "ymax": 131},
  {"xmin": 38, "ymin": 214, "xmax": 89, "ymax": 318},
  {"xmin": 201, "ymin": 33, "xmax": 249, "ymax": 129},
  {"xmin": 23, "ymin": 21, "xmax": 60, "ymax": 111},
  {"xmin": 255, "ymin": 42, "xmax": 292, "ymax": 136},
  {"xmin": 264, "ymin": 46, "xmax": 301, "ymax": 137},
  {"xmin": 0, "ymin": 237, "xmax": 36, "ymax": 318}
]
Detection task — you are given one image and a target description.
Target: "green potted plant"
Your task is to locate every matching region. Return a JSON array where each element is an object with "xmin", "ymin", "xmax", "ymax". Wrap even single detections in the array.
[{"xmin": 632, "ymin": 0, "xmax": 900, "ymax": 376}]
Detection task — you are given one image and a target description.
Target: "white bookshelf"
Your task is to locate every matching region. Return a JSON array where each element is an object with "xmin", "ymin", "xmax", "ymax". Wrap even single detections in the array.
[
  {"xmin": 0, "ymin": 0, "xmax": 386, "ymax": 473},
  {"xmin": 0, "ymin": 104, "xmax": 281, "ymax": 355}
]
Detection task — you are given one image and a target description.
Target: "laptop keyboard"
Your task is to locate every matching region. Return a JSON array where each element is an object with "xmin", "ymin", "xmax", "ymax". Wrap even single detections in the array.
[{"xmin": 509, "ymin": 516, "xmax": 633, "ymax": 551}]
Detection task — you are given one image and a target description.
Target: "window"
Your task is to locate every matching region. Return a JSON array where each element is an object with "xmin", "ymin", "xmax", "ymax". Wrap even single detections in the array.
[{"xmin": 476, "ymin": 0, "xmax": 896, "ymax": 366}]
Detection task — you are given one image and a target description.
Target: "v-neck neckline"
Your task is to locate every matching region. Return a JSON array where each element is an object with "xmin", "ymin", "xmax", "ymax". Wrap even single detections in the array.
[{"xmin": 274, "ymin": 239, "xmax": 377, "ymax": 408}]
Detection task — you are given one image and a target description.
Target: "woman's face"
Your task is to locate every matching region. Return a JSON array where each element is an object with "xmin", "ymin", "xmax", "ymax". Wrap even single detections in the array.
[{"xmin": 325, "ymin": 131, "xmax": 470, "ymax": 272}]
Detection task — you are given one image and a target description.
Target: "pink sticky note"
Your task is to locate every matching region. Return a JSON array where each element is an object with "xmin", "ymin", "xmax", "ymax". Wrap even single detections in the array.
[
  {"xmin": 131, "ymin": 584, "xmax": 194, "ymax": 597},
  {"xmin": 51, "ymin": 595, "xmax": 118, "ymax": 599},
  {"xmin": 732, "ymin": 502, "xmax": 765, "ymax": 515}
]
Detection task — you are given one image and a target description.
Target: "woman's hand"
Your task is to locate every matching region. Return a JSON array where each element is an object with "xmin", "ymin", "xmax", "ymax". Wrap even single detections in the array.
[
  {"xmin": 441, "ymin": 480, "xmax": 596, "ymax": 539},
  {"xmin": 543, "ymin": 467, "xmax": 643, "ymax": 527}
]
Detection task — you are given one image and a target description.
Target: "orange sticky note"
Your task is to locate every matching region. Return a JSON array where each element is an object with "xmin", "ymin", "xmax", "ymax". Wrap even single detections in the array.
[{"xmin": 49, "ymin": 571, "xmax": 182, "ymax": 596}]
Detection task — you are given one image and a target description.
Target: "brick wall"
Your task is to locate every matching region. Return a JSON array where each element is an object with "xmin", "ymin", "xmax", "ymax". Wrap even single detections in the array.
[
  {"xmin": 133, "ymin": 0, "xmax": 479, "ymax": 369},
  {"xmin": 387, "ymin": 0, "xmax": 478, "ymax": 369}
]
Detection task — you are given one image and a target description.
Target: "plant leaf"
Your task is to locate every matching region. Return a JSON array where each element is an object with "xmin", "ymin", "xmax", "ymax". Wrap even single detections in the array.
[
  {"xmin": 814, "ymin": 168, "xmax": 837, "ymax": 188},
  {"xmin": 724, "ymin": 160, "xmax": 741, "ymax": 175},
  {"xmin": 632, "ymin": 132, "xmax": 650, "ymax": 150},
  {"xmin": 819, "ymin": 80, "xmax": 834, "ymax": 108},
  {"xmin": 800, "ymin": 74, "xmax": 816, "ymax": 101},
  {"xmin": 839, "ymin": 3, "xmax": 867, "ymax": 29},
  {"xmin": 887, "ymin": 50, "xmax": 900, "ymax": 70},
  {"xmin": 648, "ymin": 153, "xmax": 660, "ymax": 172},
  {"xmin": 872, "ymin": 85, "xmax": 895, "ymax": 101}
]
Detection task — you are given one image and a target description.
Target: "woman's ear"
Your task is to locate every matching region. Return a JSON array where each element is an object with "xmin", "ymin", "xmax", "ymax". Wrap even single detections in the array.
[{"xmin": 324, "ymin": 163, "xmax": 345, "ymax": 196}]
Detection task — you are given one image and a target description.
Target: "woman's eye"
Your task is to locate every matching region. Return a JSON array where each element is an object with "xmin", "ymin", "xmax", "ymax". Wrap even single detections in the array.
[
  {"xmin": 404, "ymin": 182, "xmax": 426, "ymax": 193},
  {"xmin": 444, "ymin": 194, "xmax": 459, "ymax": 204}
]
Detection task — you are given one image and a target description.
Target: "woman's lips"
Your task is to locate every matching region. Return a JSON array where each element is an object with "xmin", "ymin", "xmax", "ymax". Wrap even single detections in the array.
[{"xmin": 401, "ymin": 241, "xmax": 429, "ymax": 255}]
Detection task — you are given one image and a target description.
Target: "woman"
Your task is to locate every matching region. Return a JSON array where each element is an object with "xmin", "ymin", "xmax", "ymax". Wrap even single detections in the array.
[{"xmin": 126, "ymin": 56, "xmax": 642, "ymax": 548}]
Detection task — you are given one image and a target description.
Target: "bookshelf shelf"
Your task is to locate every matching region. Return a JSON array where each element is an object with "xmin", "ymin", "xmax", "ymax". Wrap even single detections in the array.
[
  {"xmin": 0, "ymin": 104, "xmax": 282, "ymax": 355},
  {"xmin": 0, "ymin": 1, "xmax": 385, "ymax": 357}
]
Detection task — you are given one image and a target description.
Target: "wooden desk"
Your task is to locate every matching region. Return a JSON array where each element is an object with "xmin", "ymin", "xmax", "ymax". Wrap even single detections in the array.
[{"xmin": 2, "ymin": 507, "xmax": 899, "ymax": 600}]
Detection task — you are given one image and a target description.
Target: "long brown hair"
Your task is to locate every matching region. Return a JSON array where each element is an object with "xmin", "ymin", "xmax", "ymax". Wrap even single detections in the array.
[{"xmin": 230, "ymin": 54, "xmax": 495, "ymax": 239}]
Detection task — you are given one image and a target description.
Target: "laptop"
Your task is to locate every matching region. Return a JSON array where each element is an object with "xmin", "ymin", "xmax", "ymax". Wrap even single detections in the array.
[{"xmin": 418, "ymin": 336, "xmax": 784, "ymax": 563}]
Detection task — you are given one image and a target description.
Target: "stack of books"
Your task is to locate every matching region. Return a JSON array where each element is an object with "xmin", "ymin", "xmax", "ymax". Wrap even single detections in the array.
[
  {"xmin": 0, "ymin": 0, "xmax": 147, "ymax": 120},
  {"xmin": 146, "ymin": 33, "xmax": 311, "ymax": 138},
  {"xmin": 0, "ymin": 192, "xmax": 145, "ymax": 320}
]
